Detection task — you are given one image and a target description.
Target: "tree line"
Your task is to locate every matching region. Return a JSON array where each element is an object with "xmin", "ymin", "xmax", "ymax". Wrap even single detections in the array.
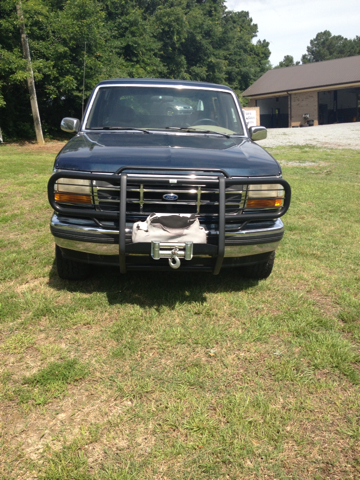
[
  {"xmin": 276, "ymin": 30, "xmax": 360, "ymax": 68},
  {"xmin": 1, "ymin": 1, "xmax": 359, "ymax": 142},
  {"xmin": 0, "ymin": 0, "xmax": 271, "ymax": 140}
]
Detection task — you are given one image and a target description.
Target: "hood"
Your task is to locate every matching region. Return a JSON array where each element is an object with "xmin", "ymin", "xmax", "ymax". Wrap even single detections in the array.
[{"xmin": 55, "ymin": 131, "xmax": 281, "ymax": 177}]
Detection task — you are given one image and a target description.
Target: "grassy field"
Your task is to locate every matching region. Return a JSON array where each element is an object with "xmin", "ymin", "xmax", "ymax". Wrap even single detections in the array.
[{"xmin": 0, "ymin": 142, "xmax": 359, "ymax": 480}]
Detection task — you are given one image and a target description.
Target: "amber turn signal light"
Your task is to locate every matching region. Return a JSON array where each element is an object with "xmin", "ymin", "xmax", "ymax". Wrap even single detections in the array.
[
  {"xmin": 55, "ymin": 193, "xmax": 92, "ymax": 204},
  {"xmin": 246, "ymin": 198, "xmax": 283, "ymax": 209}
]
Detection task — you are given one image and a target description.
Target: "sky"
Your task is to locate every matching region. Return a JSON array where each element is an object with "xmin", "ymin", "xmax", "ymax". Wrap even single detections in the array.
[{"xmin": 226, "ymin": 0, "xmax": 360, "ymax": 67}]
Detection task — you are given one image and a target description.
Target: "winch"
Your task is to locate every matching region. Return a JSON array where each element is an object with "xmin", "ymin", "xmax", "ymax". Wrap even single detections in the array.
[{"xmin": 151, "ymin": 241, "xmax": 193, "ymax": 269}]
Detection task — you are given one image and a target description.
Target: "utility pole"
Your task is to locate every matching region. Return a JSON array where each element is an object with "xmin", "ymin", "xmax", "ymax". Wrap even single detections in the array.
[{"xmin": 16, "ymin": 2, "xmax": 45, "ymax": 145}]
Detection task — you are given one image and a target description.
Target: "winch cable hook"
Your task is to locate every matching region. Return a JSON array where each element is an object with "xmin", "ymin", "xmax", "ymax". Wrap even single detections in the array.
[{"xmin": 169, "ymin": 248, "xmax": 181, "ymax": 270}]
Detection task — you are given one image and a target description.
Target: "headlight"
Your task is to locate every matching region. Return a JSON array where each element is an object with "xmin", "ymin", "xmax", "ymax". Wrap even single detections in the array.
[
  {"xmin": 54, "ymin": 178, "xmax": 92, "ymax": 205},
  {"xmin": 245, "ymin": 184, "xmax": 284, "ymax": 210}
]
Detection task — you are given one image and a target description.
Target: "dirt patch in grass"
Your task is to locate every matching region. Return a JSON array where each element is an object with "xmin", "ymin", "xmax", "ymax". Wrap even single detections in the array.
[
  {"xmin": 15, "ymin": 278, "xmax": 49, "ymax": 294},
  {"xmin": 10, "ymin": 391, "xmax": 127, "ymax": 460},
  {"xmin": 3, "ymin": 141, "xmax": 66, "ymax": 154},
  {"xmin": 0, "ymin": 392, "xmax": 133, "ymax": 480},
  {"xmin": 278, "ymin": 161, "xmax": 331, "ymax": 167},
  {"xmin": 308, "ymin": 290, "xmax": 340, "ymax": 318},
  {"xmin": 279, "ymin": 438, "xmax": 359, "ymax": 479}
]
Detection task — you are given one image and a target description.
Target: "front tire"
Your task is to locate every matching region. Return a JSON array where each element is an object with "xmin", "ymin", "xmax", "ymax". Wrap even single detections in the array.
[
  {"xmin": 241, "ymin": 251, "xmax": 275, "ymax": 280},
  {"xmin": 55, "ymin": 245, "xmax": 90, "ymax": 280}
]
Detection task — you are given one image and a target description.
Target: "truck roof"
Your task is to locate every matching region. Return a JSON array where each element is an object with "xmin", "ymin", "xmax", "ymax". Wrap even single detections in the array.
[{"xmin": 97, "ymin": 78, "xmax": 232, "ymax": 91}]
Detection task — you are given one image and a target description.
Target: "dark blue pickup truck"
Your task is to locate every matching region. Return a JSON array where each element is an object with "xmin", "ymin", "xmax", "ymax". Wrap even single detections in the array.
[{"xmin": 48, "ymin": 79, "xmax": 291, "ymax": 280}]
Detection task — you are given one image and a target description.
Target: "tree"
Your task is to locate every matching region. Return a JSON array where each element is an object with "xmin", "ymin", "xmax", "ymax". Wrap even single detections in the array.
[
  {"xmin": 275, "ymin": 55, "xmax": 300, "ymax": 68},
  {"xmin": 16, "ymin": 1, "xmax": 44, "ymax": 144},
  {"xmin": 220, "ymin": 10, "xmax": 271, "ymax": 94},
  {"xmin": 0, "ymin": 0, "xmax": 110, "ymax": 138},
  {"xmin": 0, "ymin": 0, "xmax": 271, "ymax": 140},
  {"xmin": 301, "ymin": 30, "xmax": 360, "ymax": 63}
]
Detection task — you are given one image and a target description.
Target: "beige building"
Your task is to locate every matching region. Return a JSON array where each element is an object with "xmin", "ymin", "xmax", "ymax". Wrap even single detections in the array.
[{"xmin": 242, "ymin": 55, "xmax": 360, "ymax": 128}]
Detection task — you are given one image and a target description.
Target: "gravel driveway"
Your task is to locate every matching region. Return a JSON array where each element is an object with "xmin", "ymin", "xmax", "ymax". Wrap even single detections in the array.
[{"xmin": 258, "ymin": 122, "xmax": 360, "ymax": 149}]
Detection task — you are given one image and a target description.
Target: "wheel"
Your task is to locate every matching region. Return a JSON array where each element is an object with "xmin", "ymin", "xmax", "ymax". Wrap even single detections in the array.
[
  {"xmin": 55, "ymin": 245, "xmax": 90, "ymax": 280},
  {"xmin": 241, "ymin": 252, "xmax": 275, "ymax": 280},
  {"xmin": 192, "ymin": 118, "xmax": 218, "ymax": 126}
]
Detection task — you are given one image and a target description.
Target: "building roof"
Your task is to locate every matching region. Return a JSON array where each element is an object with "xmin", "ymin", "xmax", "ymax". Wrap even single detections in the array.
[{"xmin": 243, "ymin": 55, "xmax": 360, "ymax": 97}]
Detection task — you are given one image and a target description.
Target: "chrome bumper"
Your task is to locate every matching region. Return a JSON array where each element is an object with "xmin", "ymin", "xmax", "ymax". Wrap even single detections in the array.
[{"xmin": 51, "ymin": 214, "xmax": 284, "ymax": 258}]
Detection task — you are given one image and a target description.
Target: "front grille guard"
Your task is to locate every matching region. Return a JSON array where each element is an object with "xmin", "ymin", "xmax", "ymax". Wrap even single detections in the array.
[{"xmin": 48, "ymin": 168, "xmax": 291, "ymax": 274}]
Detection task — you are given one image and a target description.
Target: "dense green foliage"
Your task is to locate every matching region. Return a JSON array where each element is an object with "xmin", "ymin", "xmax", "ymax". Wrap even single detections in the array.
[
  {"xmin": 0, "ymin": 0, "xmax": 271, "ymax": 140},
  {"xmin": 274, "ymin": 55, "xmax": 300, "ymax": 69},
  {"xmin": 301, "ymin": 30, "xmax": 360, "ymax": 63},
  {"xmin": 276, "ymin": 30, "xmax": 360, "ymax": 68}
]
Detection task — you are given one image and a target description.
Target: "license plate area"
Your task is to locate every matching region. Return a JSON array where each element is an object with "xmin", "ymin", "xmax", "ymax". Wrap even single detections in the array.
[{"xmin": 151, "ymin": 241, "xmax": 193, "ymax": 261}]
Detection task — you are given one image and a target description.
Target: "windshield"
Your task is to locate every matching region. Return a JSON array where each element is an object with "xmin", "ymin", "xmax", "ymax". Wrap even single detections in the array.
[{"xmin": 85, "ymin": 86, "xmax": 244, "ymax": 135}]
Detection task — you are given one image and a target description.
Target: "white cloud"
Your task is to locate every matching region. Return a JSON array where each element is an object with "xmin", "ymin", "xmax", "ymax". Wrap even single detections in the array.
[{"xmin": 226, "ymin": 0, "xmax": 360, "ymax": 66}]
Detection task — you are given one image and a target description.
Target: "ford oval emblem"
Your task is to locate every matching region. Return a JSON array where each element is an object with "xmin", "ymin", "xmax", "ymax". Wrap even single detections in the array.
[{"xmin": 163, "ymin": 193, "xmax": 178, "ymax": 201}]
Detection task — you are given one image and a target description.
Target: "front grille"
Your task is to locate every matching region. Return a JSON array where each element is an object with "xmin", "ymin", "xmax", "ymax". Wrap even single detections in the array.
[{"xmin": 93, "ymin": 175, "xmax": 245, "ymax": 218}]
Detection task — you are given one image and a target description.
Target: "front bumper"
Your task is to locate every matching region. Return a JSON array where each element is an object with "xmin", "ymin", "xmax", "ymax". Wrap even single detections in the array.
[
  {"xmin": 49, "ymin": 169, "xmax": 290, "ymax": 274},
  {"xmin": 51, "ymin": 213, "xmax": 284, "ymax": 260}
]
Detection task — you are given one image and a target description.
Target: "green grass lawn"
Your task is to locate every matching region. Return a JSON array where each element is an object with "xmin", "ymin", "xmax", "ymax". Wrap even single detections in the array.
[{"xmin": 0, "ymin": 143, "xmax": 359, "ymax": 479}]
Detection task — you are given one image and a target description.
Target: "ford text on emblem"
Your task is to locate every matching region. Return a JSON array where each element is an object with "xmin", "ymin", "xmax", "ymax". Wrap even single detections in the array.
[{"xmin": 163, "ymin": 193, "xmax": 178, "ymax": 201}]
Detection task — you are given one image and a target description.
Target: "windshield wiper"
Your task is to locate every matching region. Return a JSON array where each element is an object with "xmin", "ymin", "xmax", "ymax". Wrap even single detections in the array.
[
  {"xmin": 165, "ymin": 126, "xmax": 230, "ymax": 138},
  {"xmin": 89, "ymin": 126, "xmax": 150, "ymax": 134}
]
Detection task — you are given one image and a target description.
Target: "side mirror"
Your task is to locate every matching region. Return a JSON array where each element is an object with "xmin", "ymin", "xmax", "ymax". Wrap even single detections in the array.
[
  {"xmin": 249, "ymin": 126, "xmax": 267, "ymax": 141},
  {"xmin": 61, "ymin": 117, "xmax": 80, "ymax": 133}
]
